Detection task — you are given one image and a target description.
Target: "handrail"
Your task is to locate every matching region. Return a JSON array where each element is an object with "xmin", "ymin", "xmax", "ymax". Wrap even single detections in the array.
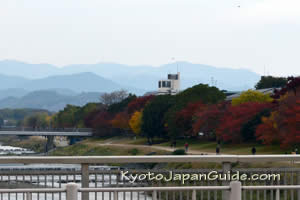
[
  {"xmin": 0, "ymin": 188, "xmax": 65, "ymax": 193},
  {"xmin": 0, "ymin": 155, "xmax": 299, "ymax": 164},
  {"xmin": 2, "ymin": 183, "xmax": 300, "ymax": 200},
  {"xmin": 243, "ymin": 185, "xmax": 300, "ymax": 190},
  {"xmin": 79, "ymin": 186, "xmax": 231, "ymax": 192}
]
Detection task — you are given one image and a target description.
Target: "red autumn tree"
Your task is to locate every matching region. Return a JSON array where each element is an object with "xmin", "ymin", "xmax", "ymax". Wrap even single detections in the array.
[
  {"xmin": 272, "ymin": 76, "xmax": 300, "ymax": 99},
  {"xmin": 193, "ymin": 102, "xmax": 229, "ymax": 139},
  {"xmin": 174, "ymin": 101, "xmax": 205, "ymax": 137},
  {"xmin": 216, "ymin": 102, "xmax": 272, "ymax": 143},
  {"xmin": 127, "ymin": 95, "xmax": 154, "ymax": 114},
  {"xmin": 86, "ymin": 111, "xmax": 114, "ymax": 137}
]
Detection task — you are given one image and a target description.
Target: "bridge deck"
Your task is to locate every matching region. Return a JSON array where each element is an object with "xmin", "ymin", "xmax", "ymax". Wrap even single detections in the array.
[{"xmin": 0, "ymin": 131, "xmax": 92, "ymax": 136}]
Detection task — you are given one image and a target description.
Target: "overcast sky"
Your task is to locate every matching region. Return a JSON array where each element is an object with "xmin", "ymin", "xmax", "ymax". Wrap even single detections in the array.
[{"xmin": 0, "ymin": 0, "xmax": 299, "ymax": 76}]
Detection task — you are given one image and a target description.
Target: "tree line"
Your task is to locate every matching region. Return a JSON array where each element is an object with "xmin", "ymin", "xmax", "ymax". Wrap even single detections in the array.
[{"xmin": 7, "ymin": 76, "xmax": 300, "ymax": 149}]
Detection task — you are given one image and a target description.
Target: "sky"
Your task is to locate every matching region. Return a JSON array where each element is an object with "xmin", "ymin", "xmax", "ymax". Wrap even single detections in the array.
[{"xmin": 0, "ymin": 0, "xmax": 300, "ymax": 76}]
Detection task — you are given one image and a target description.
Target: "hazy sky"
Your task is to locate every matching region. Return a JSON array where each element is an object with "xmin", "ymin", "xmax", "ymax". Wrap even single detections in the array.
[{"xmin": 1, "ymin": 0, "xmax": 300, "ymax": 76}]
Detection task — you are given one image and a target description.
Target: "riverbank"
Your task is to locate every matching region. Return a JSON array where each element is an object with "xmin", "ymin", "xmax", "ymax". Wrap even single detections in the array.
[
  {"xmin": 0, "ymin": 136, "xmax": 46, "ymax": 153},
  {"xmin": 0, "ymin": 135, "xmax": 298, "ymax": 169},
  {"xmin": 0, "ymin": 135, "xmax": 287, "ymax": 156},
  {"xmin": 47, "ymin": 136, "xmax": 300, "ymax": 169}
]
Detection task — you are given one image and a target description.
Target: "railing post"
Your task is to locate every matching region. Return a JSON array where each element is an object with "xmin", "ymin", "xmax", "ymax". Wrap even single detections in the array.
[
  {"xmin": 192, "ymin": 190, "xmax": 196, "ymax": 200},
  {"xmin": 230, "ymin": 181, "xmax": 241, "ymax": 200},
  {"xmin": 66, "ymin": 183, "xmax": 78, "ymax": 200},
  {"xmin": 276, "ymin": 188, "xmax": 280, "ymax": 200},
  {"xmin": 26, "ymin": 192, "xmax": 32, "ymax": 200},
  {"xmin": 81, "ymin": 163, "xmax": 89, "ymax": 200},
  {"xmin": 298, "ymin": 172, "xmax": 300, "ymax": 200},
  {"xmin": 222, "ymin": 162, "xmax": 232, "ymax": 200},
  {"xmin": 152, "ymin": 190, "xmax": 157, "ymax": 200},
  {"xmin": 114, "ymin": 191, "xmax": 118, "ymax": 200}
]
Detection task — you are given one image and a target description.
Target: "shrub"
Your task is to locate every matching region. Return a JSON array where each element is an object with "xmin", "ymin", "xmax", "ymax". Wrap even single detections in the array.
[
  {"xmin": 172, "ymin": 149, "xmax": 186, "ymax": 155},
  {"xmin": 128, "ymin": 148, "xmax": 139, "ymax": 155}
]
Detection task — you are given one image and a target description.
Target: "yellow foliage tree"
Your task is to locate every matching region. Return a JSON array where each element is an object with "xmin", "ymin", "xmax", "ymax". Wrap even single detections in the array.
[
  {"xmin": 129, "ymin": 111, "xmax": 143, "ymax": 135},
  {"xmin": 232, "ymin": 90, "xmax": 272, "ymax": 106}
]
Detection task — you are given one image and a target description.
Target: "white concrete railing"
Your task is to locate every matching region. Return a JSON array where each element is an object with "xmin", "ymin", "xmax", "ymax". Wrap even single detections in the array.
[
  {"xmin": 0, "ymin": 155, "xmax": 299, "ymax": 200},
  {"xmin": 0, "ymin": 154, "xmax": 300, "ymax": 164},
  {"xmin": 1, "ymin": 182, "xmax": 300, "ymax": 200}
]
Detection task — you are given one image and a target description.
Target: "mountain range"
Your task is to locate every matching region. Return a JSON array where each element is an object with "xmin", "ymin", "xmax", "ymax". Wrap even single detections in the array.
[
  {"xmin": 0, "ymin": 60, "xmax": 261, "ymax": 111},
  {"xmin": 0, "ymin": 90, "xmax": 102, "ymax": 112}
]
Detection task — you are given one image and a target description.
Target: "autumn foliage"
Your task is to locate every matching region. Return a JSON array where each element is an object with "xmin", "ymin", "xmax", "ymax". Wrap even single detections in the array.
[
  {"xmin": 216, "ymin": 102, "xmax": 273, "ymax": 143},
  {"xmin": 111, "ymin": 112, "xmax": 130, "ymax": 130},
  {"xmin": 193, "ymin": 102, "xmax": 228, "ymax": 139},
  {"xmin": 52, "ymin": 78, "xmax": 300, "ymax": 150},
  {"xmin": 232, "ymin": 90, "xmax": 272, "ymax": 106},
  {"xmin": 256, "ymin": 86, "xmax": 300, "ymax": 148},
  {"xmin": 127, "ymin": 95, "xmax": 154, "ymax": 114},
  {"xmin": 173, "ymin": 101, "xmax": 205, "ymax": 137},
  {"xmin": 129, "ymin": 111, "xmax": 143, "ymax": 135}
]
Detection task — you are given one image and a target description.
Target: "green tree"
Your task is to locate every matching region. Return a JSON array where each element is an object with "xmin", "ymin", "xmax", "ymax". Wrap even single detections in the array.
[
  {"xmin": 52, "ymin": 105, "xmax": 80, "ymax": 128},
  {"xmin": 74, "ymin": 103, "xmax": 99, "ymax": 128},
  {"xmin": 232, "ymin": 90, "xmax": 272, "ymax": 106},
  {"xmin": 141, "ymin": 95, "xmax": 175, "ymax": 143},
  {"xmin": 23, "ymin": 113, "xmax": 50, "ymax": 129},
  {"xmin": 255, "ymin": 76, "xmax": 287, "ymax": 89}
]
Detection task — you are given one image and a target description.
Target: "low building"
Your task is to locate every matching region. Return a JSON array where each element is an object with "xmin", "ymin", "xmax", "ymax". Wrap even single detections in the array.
[{"xmin": 157, "ymin": 72, "xmax": 181, "ymax": 95}]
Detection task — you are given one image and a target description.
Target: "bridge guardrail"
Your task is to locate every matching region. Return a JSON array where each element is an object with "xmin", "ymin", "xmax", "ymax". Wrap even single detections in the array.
[
  {"xmin": 1, "ymin": 182, "xmax": 300, "ymax": 200},
  {"xmin": 0, "ymin": 155, "xmax": 300, "ymax": 200}
]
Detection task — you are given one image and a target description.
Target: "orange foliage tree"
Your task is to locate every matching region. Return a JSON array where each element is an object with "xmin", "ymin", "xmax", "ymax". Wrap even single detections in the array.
[{"xmin": 111, "ymin": 112, "xmax": 130, "ymax": 131}]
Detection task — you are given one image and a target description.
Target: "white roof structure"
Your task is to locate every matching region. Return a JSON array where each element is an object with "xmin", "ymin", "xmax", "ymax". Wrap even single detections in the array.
[{"xmin": 225, "ymin": 88, "xmax": 279, "ymax": 101}]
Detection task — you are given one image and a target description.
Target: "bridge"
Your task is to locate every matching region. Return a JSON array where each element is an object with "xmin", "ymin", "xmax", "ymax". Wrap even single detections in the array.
[
  {"xmin": 0, "ymin": 127, "xmax": 93, "ymax": 152},
  {"xmin": 0, "ymin": 155, "xmax": 298, "ymax": 200}
]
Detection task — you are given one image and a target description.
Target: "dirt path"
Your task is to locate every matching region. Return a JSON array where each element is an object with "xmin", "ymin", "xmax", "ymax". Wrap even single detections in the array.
[{"xmin": 94, "ymin": 142, "xmax": 216, "ymax": 155}]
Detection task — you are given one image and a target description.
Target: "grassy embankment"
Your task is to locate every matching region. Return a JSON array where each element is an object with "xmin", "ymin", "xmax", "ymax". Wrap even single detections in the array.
[
  {"xmin": 85, "ymin": 136, "xmax": 286, "ymax": 155},
  {"xmin": 50, "ymin": 139, "xmax": 168, "ymax": 156},
  {"xmin": 0, "ymin": 135, "xmax": 287, "ymax": 156},
  {"xmin": 1, "ymin": 135, "xmax": 298, "ymax": 168},
  {"xmin": 49, "ymin": 136, "xmax": 299, "ymax": 169}
]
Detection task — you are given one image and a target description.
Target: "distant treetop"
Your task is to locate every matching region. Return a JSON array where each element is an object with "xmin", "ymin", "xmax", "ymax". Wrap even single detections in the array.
[{"xmin": 255, "ymin": 76, "xmax": 287, "ymax": 89}]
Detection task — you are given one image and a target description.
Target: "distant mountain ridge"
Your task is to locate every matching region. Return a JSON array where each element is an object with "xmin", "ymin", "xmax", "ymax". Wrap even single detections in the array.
[
  {"xmin": 0, "ymin": 72, "xmax": 144, "ymax": 96},
  {"xmin": 0, "ymin": 60, "xmax": 261, "ymax": 91},
  {"xmin": 0, "ymin": 60, "xmax": 261, "ymax": 111},
  {"xmin": 0, "ymin": 90, "xmax": 102, "ymax": 112},
  {"xmin": 22, "ymin": 72, "xmax": 124, "ymax": 92}
]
